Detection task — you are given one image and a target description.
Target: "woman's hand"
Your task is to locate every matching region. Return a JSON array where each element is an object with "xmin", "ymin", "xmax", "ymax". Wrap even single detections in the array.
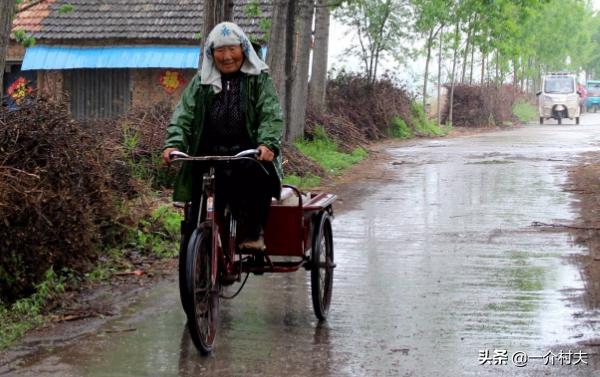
[
  {"xmin": 162, "ymin": 147, "xmax": 179, "ymax": 165},
  {"xmin": 257, "ymin": 145, "xmax": 274, "ymax": 161}
]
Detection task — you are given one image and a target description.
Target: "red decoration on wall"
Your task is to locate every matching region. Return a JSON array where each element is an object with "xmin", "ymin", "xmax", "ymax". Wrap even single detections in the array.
[
  {"xmin": 158, "ymin": 70, "xmax": 185, "ymax": 94},
  {"xmin": 7, "ymin": 77, "xmax": 33, "ymax": 103}
]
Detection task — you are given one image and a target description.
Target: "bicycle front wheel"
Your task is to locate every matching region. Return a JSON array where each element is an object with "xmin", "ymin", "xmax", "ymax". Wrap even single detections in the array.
[{"xmin": 185, "ymin": 228, "xmax": 219, "ymax": 354}]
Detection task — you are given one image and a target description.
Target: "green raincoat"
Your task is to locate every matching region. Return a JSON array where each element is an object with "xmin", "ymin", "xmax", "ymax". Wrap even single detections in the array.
[{"xmin": 163, "ymin": 71, "xmax": 284, "ymax": 202}]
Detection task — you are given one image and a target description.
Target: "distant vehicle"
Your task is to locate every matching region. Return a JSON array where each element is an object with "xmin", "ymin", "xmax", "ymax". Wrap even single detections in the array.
[
  {"xmin": 585, "ymin": 80, "xmax": 600, "ymax": 112},
  {"xmin": 537, "ymin": 73, "xmax": 580, "ymax": 125}
]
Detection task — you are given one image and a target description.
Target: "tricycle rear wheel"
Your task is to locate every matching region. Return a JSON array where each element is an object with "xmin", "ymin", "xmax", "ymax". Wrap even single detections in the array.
[
  {"xmin": 185, "ymin": 228, "xmax": 219, "ymax": 354},
  {"xmin": 311, "ymin": 212, "xmax": 334, "ymax": 321}
]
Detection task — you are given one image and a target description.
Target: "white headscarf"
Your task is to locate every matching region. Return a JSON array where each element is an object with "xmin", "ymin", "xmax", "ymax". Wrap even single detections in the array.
[{"xmin": 201, "ymin": 22, "xmax": 269, "ymax": 93}]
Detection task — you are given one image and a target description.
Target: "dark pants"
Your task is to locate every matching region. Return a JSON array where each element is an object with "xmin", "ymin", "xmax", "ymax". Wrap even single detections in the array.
[{"xmin": 186, "ymin": 160, "xmax": 272, "ymax": 241}]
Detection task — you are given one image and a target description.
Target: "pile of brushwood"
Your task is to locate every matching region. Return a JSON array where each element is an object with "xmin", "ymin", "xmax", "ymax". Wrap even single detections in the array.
[
  {"xmin": 443, "ymin": 84, "xmax": 522, "ymax": 127},
  {"xmin": 0, "ymin": 97, "xmax": 127, "ymax": 302},
  {"xmin": 90, "ymin": 101, "xmax": 177, "ymax": 193},
  {"xmin": 324, "ymin": 73, "xmax": 414, "ymax": 140}
]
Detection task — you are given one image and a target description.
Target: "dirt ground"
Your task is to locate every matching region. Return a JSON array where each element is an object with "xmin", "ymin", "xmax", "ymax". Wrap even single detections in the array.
[{"xmin": 567, "ymin": 152, "xmax": 600, "ymax": 310}]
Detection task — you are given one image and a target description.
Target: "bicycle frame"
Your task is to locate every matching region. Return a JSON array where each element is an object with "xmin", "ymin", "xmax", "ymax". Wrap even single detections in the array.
[{"xmin": 173, "ymin": 149, "xmax": 265, "ymax": 285}]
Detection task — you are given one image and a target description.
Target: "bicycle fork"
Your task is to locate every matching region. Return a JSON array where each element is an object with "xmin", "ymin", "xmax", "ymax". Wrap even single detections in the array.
[{"xmin": 201, "ymin": 169, "xmax": 219, "ymax": 288}]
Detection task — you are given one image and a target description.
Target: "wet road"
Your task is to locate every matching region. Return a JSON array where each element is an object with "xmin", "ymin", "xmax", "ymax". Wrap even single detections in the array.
[{"xmin": 5, "ymin": 117, "xmax": 600, "ymax": 376}]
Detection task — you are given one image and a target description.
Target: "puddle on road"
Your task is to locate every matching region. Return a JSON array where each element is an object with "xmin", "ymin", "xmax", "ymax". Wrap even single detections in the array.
[{"xmin": 5, "ymin": 124, "xmax": 600, "ymax": 377}]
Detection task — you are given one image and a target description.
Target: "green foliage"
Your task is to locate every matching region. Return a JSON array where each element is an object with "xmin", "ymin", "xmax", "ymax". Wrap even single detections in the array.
[
  {"xmin": 282, "ymin": 174, "xmax": 321, "ymax": 189},
  {"xmin": 410, "ymin": 103, "xmax": 448, "ymax": 136},
  {"xmin": 335, "ymin": 0, "xmax": 408, "ymax": 82},
  {"xmin": 129, "ymin": 205, "xmax": 182, "ymax": 258},
  {"xmin": 390, "ymin": 116, "xmax": 413, "ymax": 139},
  {"xmin": 0, "ymin": 268, "xmax": 66, "ymax": 349},
  {"xmin": 244, "ymin": 0, "xmax": 270, "ymax": 42},
  {"xmin": 12, "ymin": 29, "xmax": 35, "ymax": 48},
  {"xmin": 120, "ymin": 123, "xmax": 175, "ymax": 189},
  {"xmin": 295, "ymin": 126, "xmax": 367, "ymax": 175},
  {"xmin": 58, "ymin": 4, "xmax": 74, "ymax": 13},
  {"xmin": 512, "ymin": 100, "xmax": 537, "ymax": 123}
]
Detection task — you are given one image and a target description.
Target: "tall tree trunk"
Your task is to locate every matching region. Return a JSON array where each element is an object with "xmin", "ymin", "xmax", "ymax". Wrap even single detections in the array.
[
  {"xmin": 469, "ymin": 38, "xmax": 475, "ymax": 84},
  {"xmin": 309, "ymin": 0, "xmax": 330, "ymax": 110},
  {"xmin": 460, "ymin": 15, "xmax": 472, "ymax": 84},
  {"xmin": 437, "ymin": 25, "xmax": 443, "ymax": 126},
  {"xmin": 495, "ymin": 50, "xmax": 499, "ymax": 85},
  {"xmin": 283, "ymin": 0, "xmax": 299, "ymax": 142},
  {"xmin": 0, "ymin": 0, "xmax": 16, "ymax": 93},
  {"xmin": 422, "ymin": 26, "xmax": 435, "ymax": 109},
  {"xmin": 267, "ymin": 0, "xmax": 289, "ymax": 107},
  {"xmin": 287, "ymin": 0, "xmax": 313, "ymax": 143},
  {"xmin": 480, "ymin": 48, "xmax": 485, "ymax": 85},
  {"xmin": 513, "ymin": 57, "xmax": 518, "ymax": 88},
  {"xmin": 449, "ymin": 21, "xmax": 460, "ymax": 126},
  {"xmin": 198, "ymin": 0, "xmax": 234, "ymax": 69}
]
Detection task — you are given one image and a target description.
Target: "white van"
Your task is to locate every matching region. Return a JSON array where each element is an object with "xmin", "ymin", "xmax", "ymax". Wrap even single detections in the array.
[{"xmin": 537, "ymin": 73, "xmax": 580, "ymax": 125}]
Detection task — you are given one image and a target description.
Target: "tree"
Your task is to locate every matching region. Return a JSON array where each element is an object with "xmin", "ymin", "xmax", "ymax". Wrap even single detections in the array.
[
  {"xmin": 309, "ymin": 0, "xmax": 331, "ymax": 110},
  {"xmin": 287, "ymin": 0, "xmax": 314, "ymax": 142},
  {"xmin": 0, "ymin": 0, "xmax": 17, "ymax": 92},
  {"xmin": 199, "ymin": 0, "xmax": 234, "ymax": 69},
  {"xmin": 267, "ymin": 0, "xmax": 289, "ymax": 101},
  {"xmin": 335, "ymin": 0, "xmax": 407, "ymax": 84},
  {"xmin": 410, "ymin": 0, "xmax": 450, "ymax": 107}
]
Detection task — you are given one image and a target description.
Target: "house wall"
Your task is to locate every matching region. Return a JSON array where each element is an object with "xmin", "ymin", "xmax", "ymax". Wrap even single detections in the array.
[
  {"xmin": 131, "ymin": 68, "xmax": 196, "ymax": 109},
  {"xmin": 37, "ymin": 71, "xmax": 64, "ymax": 101},
  {"xmin": 7, "ymin": 43, "xmax": 24, "ymax": 62}
]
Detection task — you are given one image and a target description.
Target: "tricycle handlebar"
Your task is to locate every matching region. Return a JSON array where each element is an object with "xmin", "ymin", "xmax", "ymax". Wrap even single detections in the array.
[
  {"xmin": 169, "ymin": 149, "xmax": 268, "ymax": 175},
  {"xmin": 169, "ymin": 148, "xmax": 260, "ymax": 162}
]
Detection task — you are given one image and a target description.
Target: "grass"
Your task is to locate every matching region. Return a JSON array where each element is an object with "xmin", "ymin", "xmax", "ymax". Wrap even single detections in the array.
[
  {"xmin": 409, "ymin": 103, "xmax": 451, "ymax": 137},
  {"xmin": 283, "ymin": 174, "xmax": 321, "ymax": 188},
  {"xmin": 294, "ymin": 126, "xmax": 367, "ymax": 176},
  {"xmin": 512, "ymin": 100, "xmax": 537, "ymax": 123},
  {"xmin": 0, "ymin": 268, "xmax": 66, "ymax": 349},
  {"xmin": 129, "ymin": 204, "xmax": 182, "ymax": 258},
  {"xmin": 391, "ymin": 116, "xmax": 413, "ymax": 139}
]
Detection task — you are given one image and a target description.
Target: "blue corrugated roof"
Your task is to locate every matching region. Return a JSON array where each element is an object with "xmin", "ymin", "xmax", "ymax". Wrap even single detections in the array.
[{"xmin": 21, "ymin": 45, "xmax": 200, "ymax": 70}]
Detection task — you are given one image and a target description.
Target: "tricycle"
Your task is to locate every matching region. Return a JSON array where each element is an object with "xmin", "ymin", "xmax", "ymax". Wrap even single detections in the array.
[
  {"xmin": 537, "ymin": 72, "xmax": 580, "ymax": 125},
  {"xmin": 586, "ymin": 80, "xmax": 600, "ymax": 112},
  {"xmin": 171, "ymin": 150, "xmax": 336, "ymax": 354}
]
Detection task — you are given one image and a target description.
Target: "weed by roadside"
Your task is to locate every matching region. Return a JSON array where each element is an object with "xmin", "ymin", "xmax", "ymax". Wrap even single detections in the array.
[
  {"xmin": 295, "ymin": 126, "xmax": 367, "ymax": 176},
  {"xmin": 513, "ymin": 100, "xmax": 537, "ymax": 123},
  {"xmin": 283, "ymin": 173, "xmax": 321, "ymax": 188},
  {"xmin": 0, "ymin": 269, "xmax": 66, "ymax": 349}
]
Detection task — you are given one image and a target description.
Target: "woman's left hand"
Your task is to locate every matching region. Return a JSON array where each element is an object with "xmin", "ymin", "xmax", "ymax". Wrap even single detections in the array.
[{"xmin": 257, "ymin": 145, "xmax": 274, "ymax": 161}]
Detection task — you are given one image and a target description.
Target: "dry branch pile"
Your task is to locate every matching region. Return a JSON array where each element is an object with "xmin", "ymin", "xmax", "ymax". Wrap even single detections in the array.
[
  {"xmin": 326, "ymin": 73, "xmax": 413, "ymax": 140},
  {"xmin": 0, "ymin": 97, "xmax": 122, "ymax": 302},
  {"xmin": 280, "ymin": 144, "xmax": 325, "ymax": 178},
  {"xmin": 444, "ymin": 84, "xmax": 520, "ymax": 127},
  {"xmin": 305, "ymin": 106, "xmax": 367, "ymax": 153}
]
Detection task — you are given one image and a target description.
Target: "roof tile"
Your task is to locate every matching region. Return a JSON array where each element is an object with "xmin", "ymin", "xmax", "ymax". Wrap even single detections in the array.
[{"xmin": 12, "ymin": 0, "xmax": 272, "ymax": 42}]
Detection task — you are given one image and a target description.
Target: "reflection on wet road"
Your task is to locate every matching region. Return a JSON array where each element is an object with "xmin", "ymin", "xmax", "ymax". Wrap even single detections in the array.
[{"xmin": 6, "ymin": 119, "xmax": 600, "ymax": 376}]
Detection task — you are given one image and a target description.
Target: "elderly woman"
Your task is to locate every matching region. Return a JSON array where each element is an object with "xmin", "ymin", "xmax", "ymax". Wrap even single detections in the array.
[{"xmin": 162, "ymin": 22, "xmax": 284, "ymax": 250}]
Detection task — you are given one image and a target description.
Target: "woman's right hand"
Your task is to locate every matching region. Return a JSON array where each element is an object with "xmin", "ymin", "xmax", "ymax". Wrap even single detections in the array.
[{"xmin": 162, "ymin": 147, "xmax": 179, "ymax": 165}]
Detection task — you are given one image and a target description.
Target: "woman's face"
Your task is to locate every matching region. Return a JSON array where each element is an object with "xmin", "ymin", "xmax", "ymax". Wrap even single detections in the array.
[{"xmin": 213, "ymin": 45, "xmax": 244, "ymax": 74}]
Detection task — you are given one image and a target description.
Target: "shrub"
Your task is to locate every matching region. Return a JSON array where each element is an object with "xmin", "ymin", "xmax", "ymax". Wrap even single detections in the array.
[
  {"xmin": 0, "ymin": 96, "xmax": 123, "ymax": 302},
  {"xmin": 391, "ymin": 116, "xmax": 413, "ymax": 139}
]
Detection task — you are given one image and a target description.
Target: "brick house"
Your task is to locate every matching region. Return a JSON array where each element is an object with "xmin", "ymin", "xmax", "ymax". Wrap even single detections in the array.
[{"xmin": 7, "ymin": 0, "xmax": 270, "ymax": 119}]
